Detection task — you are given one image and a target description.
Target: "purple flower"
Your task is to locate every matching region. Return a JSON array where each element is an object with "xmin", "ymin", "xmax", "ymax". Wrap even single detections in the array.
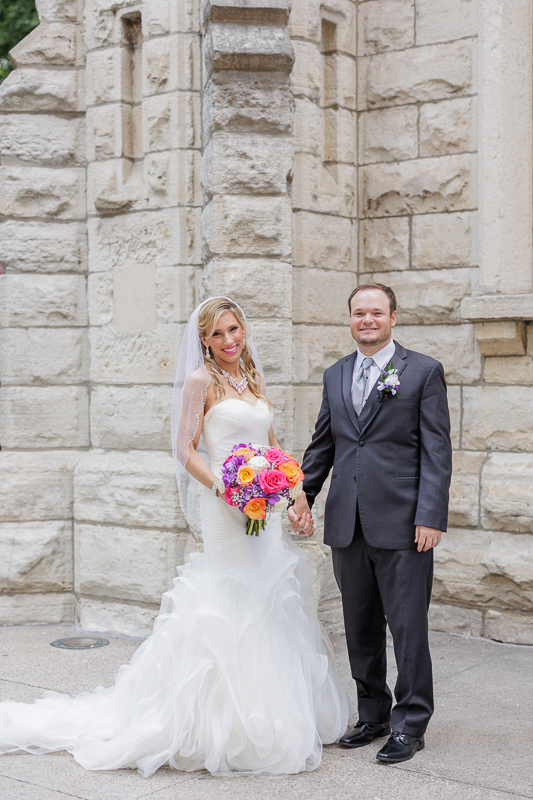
[{"xmin": 231, "ymin": 442, "xmax": 253, "ymax": 453}]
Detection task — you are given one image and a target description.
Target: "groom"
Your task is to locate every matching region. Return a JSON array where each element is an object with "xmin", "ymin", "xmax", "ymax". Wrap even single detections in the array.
[{"xmin": 290, "ymin": 283, "xmax": 452, "ymax": 763}]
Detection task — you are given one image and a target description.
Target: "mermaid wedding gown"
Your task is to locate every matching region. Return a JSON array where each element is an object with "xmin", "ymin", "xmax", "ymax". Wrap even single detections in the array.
[{"xmin": 0, "ymin": 399, "xmax": 348, "ymax": 776}]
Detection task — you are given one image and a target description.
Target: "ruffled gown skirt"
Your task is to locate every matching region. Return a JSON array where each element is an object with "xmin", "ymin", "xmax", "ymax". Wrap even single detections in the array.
[{"xmin": 0, "ymin": 400, "xmax": 348, "ymax": 776}]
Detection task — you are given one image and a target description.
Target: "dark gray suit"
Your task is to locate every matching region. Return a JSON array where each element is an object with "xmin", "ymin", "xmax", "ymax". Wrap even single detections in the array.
[{"xmin": 302, "ymin": 341, "xmax": 452, "ymax": 736}]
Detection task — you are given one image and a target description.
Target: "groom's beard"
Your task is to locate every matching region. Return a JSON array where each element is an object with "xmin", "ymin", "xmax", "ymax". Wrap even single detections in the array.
[{"xmin": 354, "ymin": 328, "xmax": 392, "ymax": 348}]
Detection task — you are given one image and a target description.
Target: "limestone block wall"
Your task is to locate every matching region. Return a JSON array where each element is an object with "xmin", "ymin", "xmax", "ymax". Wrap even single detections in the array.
[
  {"xmin": 74, "ymin": 0, "xmax": 202, "ymax": 637},
  {"xmin": 0, "ymin": 0, "xmax": 302, "ymax": 639},
  {"xmin": 0, "ymin": 0, "xmax": 86, "ymax": 625},
  {"xmin": 287, "ymin": 0, "xmax": 533, "ymax": 644},
  {"xmin": 288, "ymin": 0, "xmax": 358, "ymax": 630},
  {"xmin": 1, "ymin": 0, "xmax": 533, "ymax": 645},
  {"xmin": 354, "ymin": 0, "xmax": 533, "ymax": 644},
  {"xmin": 355, "ymin": 1, "xmax": 483, "ymax": 637},
  {"xmin": 356, "ymin": 0, "xmax": 479, "ymax": 462}
]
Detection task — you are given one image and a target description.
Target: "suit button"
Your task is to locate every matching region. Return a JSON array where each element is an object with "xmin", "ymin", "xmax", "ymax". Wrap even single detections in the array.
[{"xmin": 358, "ymin": 440, "xmax": 365, "ymax": 447}]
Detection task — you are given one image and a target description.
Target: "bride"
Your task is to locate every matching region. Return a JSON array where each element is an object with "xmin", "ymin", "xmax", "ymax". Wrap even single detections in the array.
[{"xmin": 0, "ymin": 296, "xmax": 348, "ymax": 777}]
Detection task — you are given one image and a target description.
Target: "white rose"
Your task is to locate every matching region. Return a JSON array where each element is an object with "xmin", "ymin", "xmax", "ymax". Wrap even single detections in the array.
[
  {"xmin": 248, "ymin": 455, "xmax": 270, "ymax": 473},
  {"xmin": 271, "ymin": 498, "xmax": 289, "ymax": 513},
  {"xmin": 384, "ymin": 374, "xmax": 400, "ymax": 387},
  {"xmin": 289, "ymin": 482, "xmax": 303, "ymax": 501}
]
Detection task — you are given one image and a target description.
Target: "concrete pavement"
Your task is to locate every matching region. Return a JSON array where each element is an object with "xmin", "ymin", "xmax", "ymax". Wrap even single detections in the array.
[{"xmin": 0, "ymin": 624, "xmax": 531, "ymax": 800}]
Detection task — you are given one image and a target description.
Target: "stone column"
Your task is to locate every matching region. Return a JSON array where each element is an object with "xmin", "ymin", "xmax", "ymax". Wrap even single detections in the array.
[
  {"xmin": 0, "ymin": 0, "xmax": 87, "ymax": 624},
  {"xmin": 200, "ymin": 1, "xmax": 295, "ymax": 451}
]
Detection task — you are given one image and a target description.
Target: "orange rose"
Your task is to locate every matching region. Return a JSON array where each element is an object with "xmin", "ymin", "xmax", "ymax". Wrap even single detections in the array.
[
  {"xmin": 237, "ymin": 465, "xmax": 255, "ymax": 486},
  {"xmin": 283, "ymin": 451, "xmax": 295, "ymax": 461},
  {"xmin": 278, "ymin": 460, "xmax": 304, "ymax": 488},
  {"xmin": 244, "ymin": 498, "xmax": 267, "ymax": 520},
  {"xmin": 234, "ymin": 447, "xmax": 254, "ymax": 456},
  {"xmin": 234, "ymin": 447, "xmax": 256, "ymax": 462}
]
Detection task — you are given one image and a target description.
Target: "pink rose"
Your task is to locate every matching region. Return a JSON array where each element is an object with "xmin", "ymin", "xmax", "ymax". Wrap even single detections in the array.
[
  {"xmin": 258, "ymin": 469, "xmax": 289, "ymax": 495},
  {"xmin": 224, "ymin": 487, "xmax": 241, "ymax": 506},
  {"xmin": 265, "ymin": 448, "xmax": 285, "ymax": 466}
]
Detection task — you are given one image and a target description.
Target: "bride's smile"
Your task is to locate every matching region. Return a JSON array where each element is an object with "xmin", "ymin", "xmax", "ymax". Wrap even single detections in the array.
[{"xmin": 202, "ymin": 312, "xmax": 245, "ymax": 373}]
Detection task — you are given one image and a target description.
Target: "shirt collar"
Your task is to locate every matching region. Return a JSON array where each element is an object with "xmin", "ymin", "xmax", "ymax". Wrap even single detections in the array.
[{"xmin": 356, "ymin": 339, "xmax": 396, "ymax": 370}]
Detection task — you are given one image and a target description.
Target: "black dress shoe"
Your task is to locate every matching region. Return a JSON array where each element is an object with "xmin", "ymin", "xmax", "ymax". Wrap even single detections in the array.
[
  {"xmin": 339, "ymin": 720, "xmax": 391, "ymax": 748},
  {"xmin": 376, "ymin": 731, "xmax": 425, "ymax": 763}
]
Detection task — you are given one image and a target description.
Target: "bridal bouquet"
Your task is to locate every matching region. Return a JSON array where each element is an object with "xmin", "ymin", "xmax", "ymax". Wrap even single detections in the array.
[{"xmin": 220, "ymin": 443, "xmax": 305, "ymax": 536}]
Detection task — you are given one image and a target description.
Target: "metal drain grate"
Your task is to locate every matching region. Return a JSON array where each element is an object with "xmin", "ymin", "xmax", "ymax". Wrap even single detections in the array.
[{"xmin": 50, "ymin": 637, "xmax": 109, "ymax": 650}]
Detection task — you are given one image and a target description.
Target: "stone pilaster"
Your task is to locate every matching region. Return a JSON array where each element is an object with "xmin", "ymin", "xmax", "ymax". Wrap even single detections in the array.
[
  {"xmin": 0, "ymin": 0, "xmax": 87, "ymax": 623},
  {"xmin": 200, "ymin": 0, "xmax": 295, "ymax": 449}
]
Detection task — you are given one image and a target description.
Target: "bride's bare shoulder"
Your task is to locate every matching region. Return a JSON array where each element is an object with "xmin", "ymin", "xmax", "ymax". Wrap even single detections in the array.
[{"xmin": 185, "ymin": 367, "xmax": 212, "ymax": 387}]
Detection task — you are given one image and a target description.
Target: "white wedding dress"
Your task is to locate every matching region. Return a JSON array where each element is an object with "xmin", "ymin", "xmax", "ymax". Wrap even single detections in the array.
[{"xmin": 0, "ymin": 399, "xmax": 348, "ymax": 777}]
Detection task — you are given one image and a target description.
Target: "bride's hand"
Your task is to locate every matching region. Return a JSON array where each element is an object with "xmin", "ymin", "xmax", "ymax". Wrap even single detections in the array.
[{"xmin": 288, "ymin": 506, "xmax": 315, "ymax": 538}]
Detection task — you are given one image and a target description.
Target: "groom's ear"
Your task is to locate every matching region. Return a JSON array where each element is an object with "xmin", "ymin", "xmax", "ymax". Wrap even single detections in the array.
[{"xmin": 391, "ymin": 310, "xmax": 397, "ymax": 327}]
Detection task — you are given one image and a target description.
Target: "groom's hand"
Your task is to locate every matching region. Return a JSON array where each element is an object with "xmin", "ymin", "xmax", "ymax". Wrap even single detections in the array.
[
  {"xmin": 415, "ymin": 526, "xmax": 442, "ymax": 552},
  {"xmin": 288, "ymin": 494, "xmax": 314, "ymax": 538}
]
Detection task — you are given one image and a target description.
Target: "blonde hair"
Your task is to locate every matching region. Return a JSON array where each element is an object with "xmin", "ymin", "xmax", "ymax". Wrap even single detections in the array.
[{"xmin": 198, "ymin": 298, "xmax": 271, "ymax": 408}]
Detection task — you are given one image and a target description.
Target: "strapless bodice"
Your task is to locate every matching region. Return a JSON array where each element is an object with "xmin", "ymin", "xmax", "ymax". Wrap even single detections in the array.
[{"xmin": 202, "ymin": 399, "xmax": 273, "ymax": 471}]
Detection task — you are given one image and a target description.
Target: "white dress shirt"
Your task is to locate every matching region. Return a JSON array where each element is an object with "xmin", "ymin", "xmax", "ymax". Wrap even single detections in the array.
[{"xmin": 352, "ymin": 339, "xmax": 397, "ymax": 410}]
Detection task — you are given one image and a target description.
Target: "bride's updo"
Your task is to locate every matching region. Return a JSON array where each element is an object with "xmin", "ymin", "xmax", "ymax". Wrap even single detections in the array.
[{"xmin": 197, "ymin": 297, "xmax": 271, "ymax": 407}]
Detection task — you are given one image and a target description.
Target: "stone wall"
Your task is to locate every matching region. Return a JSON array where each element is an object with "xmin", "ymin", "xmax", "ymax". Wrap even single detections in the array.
[
  {"xmin": 0, "ymin": 0, "xmax": 86, "ymax": 625},
  {"xmin": 1, "ymin": 0, "xmax": 533, "ymax": 644},
  {"xmin": 74, "ymin": 0, "xmax": 203, "ymax": 636},
  {"xmin": 354, "ymin": 0, "xmax": 533, "ymax": 644},
  {"xmin": 288, "ymin": 0, "xmax": 357, "ymax": 629}
]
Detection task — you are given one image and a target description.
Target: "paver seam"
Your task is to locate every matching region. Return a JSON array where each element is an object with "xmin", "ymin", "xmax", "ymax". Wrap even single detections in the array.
[
  {"xmin": 0, "ymin": 762, "xmax": 531, "ymax": 800},
  {"xmin": 133, "ymin": 761, "xmax": 533, "ymax": 800},
  {"xmin": 0, "ymin": 677, "xmax": 59, "ymax": 693},
  {"xmin": 135, "ymin": 773, "xmax": 208, "ymax": 800},
  {"xmin": 435, "ymin": 661, "xmax": 484, "ymax": 682},
  {"xmin": 396, "ymin": 765, "xmax": 533, "ymax": 799},
  {"xmin": 0, "ymin": 771, "xmax": 91, "ymax": 800}
]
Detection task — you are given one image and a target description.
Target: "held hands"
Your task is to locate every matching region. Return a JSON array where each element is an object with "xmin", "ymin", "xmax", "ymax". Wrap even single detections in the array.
[
  {"xmin": 415, "ymin": 525, "xmax": 442, "ymax": 552},
  {"xmin": 288, "ymin": 493, "xmax": 315, "ymax": 539}
]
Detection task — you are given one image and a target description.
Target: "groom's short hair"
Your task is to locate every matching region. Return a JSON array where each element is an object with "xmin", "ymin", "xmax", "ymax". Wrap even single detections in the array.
[{"xmin": 348, "ymin": 283, "xmax": 397, "ymax": 315}]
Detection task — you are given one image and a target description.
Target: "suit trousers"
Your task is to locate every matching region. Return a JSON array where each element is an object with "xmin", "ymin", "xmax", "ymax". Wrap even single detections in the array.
[{"xmin": 331, "ymin": 511, "xmax": 434, "ymax": 737}]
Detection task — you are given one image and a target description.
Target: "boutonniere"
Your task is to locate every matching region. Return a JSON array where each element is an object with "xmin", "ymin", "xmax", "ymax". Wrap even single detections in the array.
[{"xmin": 377, "ymin": 360, "xmax": 401, "ymax": 401}]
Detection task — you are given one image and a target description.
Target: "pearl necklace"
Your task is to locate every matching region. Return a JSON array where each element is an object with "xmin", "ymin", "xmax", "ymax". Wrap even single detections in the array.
[{"xmin": 220, "ymin": 367, "xmax": 248, "ymax": 395}]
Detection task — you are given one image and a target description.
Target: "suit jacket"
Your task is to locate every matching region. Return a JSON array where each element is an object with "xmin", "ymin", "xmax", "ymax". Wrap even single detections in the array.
[{"xmin": 301, "ymin": 342, "xmax": 453, "ymax": 549}]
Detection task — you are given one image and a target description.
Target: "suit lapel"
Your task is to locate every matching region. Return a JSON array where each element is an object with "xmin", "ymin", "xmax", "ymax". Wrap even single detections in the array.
[
  {"xmin": 341, "ymin": 352, "xmax": 360, "ymax": 433},
  {"xmin": 359, "ymin": 343, "xmax": 409, "ymax": 435}
]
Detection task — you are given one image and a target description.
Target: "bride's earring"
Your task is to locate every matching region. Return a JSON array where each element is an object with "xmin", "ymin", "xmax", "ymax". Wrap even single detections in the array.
[
  {"xmin": 242, "ymin": 336, "xmax": 246, "ymax": 347},
  {"xmin": 205, "ymin": 345, "xmax": 210, "ymax": 359}
]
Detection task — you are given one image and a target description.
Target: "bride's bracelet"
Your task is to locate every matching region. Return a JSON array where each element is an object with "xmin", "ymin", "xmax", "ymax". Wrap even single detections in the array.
[{"xmin": 211, "ymin": 480, "xmax": 219, "ymax": 497}]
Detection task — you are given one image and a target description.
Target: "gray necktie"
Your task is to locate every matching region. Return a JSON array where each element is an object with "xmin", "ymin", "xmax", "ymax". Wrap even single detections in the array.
[{"xmin": 352, "ymin": 356, "xmax": 374, "ymax": 416}]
